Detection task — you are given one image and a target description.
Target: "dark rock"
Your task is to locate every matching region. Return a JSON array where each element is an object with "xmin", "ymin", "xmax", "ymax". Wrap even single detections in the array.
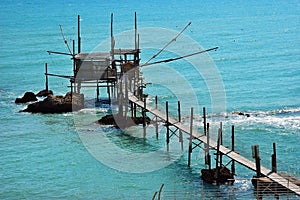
[
  {"xmin": 201, "ymin": 167, "xmax": 234, "ymax": 184},
  {"xmin": 36, "ymin": 89, "xmax": 53, "ymax": 97},
  {"xmin": 96, "ymin": 114, "xmax": 151, "ymax": 129},
  {"xmin": 15, "ymin": 92, "xmax": 37, "ymax": 103},
  {"xmin": 232, "ymin": 111, "xmax": 250, "ymax": 117},
  {"xmin": 22, "ymin": 92, "xmax": 84, "ymax": 113}
]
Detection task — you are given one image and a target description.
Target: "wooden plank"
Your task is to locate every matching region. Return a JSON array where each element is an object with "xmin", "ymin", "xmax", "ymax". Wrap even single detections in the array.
[{"xmin": 127, "ymin": 93, "xmax": 300, "ymax": 196}]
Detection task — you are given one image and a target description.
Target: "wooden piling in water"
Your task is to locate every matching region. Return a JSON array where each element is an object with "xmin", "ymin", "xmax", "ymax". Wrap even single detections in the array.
[
  {"xmin": 188, "ymin": 107, "xmax": 193, "ymax": 167},
  {"xmin": 143, "ymin": 97, "xmax": 146, "ymax": 138},
  {"xmin": 178, "ymin": 101, "xmax": 183, "ymax": 150},
  {"xmin": 215, "ymin": 127, "xmax": 222, "ymax": 184},
  {"xmin": 118, "ymin": 80, "xmax": 123, "ymax": 116},
  {"xmin": 203, "ymin": 107, "xmax": 206, "ymax": 136},
  {"xmin": 155, "ymin": 96, "xmax": 158, "ymax": 139},
  {"xmin": 231, "ymin": 125, "xmax": 235, "ymax": 176},
  {"xmin": 206, "ymin": 123, "xmax": 211, "ymax": 170},
  {"xmin": 253, "ymin": 145, "xmax": 262, "ymax": 177},
  {"xmin": 219, "ymin": 122, "xmax": 223, "ymax": 169},
  {"xmin": 272, "ymin": 142, "xmax": 277, "ymax": 173},
  {"xmin": 166, "ymin": 101, "xmax": 170, "ymax": 151},
  {"xmin": 125, "ymin": 76, "xmax": 128, "ymax": 118}
]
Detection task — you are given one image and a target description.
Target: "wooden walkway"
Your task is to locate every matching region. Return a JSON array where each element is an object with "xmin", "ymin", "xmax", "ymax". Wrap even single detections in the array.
[{"xmin": 127, "ymin": 93, "xmax": 300, "ymax": 196}]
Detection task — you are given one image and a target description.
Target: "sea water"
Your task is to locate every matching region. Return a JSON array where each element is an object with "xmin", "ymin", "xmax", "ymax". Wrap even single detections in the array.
[{"xmin": 0, "ymin": 0, "xmax": 299, "ymax": 199}]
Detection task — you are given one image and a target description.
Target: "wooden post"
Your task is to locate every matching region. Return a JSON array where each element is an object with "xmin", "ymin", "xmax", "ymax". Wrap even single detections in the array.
[
  {"xmin": 133, "ymin": 75, "xmax": 136, "ymax": 96},
  {"xmin": 134, "ymin": 12, "xmax": 137, "ymax": 50},
  {"xmin": 272, "ymin": 142, "xmax": 277, "ymax": 173},
  {"xmin": 130, "ymin": 102, "xmax": 134, "ymax": 118},
  {"xmin": 118, "ymin": 80, "xmax": 123, "ymax": 116},
  {"xmin": 72, "ymin": 39, "xmax": 75, "ymax": 75},
  {"xmin": 188, "ymin": 107, "xmax": 193, "ymax": 167},
  {"xmin": 143, "ymin": 97, "xmax": 146, "ymax": 138},
  {"xmin": 134, "ymin": 103, "xmax": 137, "ymax": 118},
  {"xmin": 155, "ymin": 96, "xmax": 158, "ymax": 140},
  {"xmin": 110, "ymin": 13, "xmax": 114, "ymax": 61},
  {"xmin": 203, "ymin": 107, "xmax": 206, "ymax": 136},
  {"xmin": 72, "ymin": 39, "xmax": 76, "ymax": 94},
  {"xmin": 124, "ymin": 76, "xmax": 128, "ymax": 118},
  {"xmin": 113, "ymin": 81, "xmax": 116, "ymax": 98},
  {"xmin": 111, "ymin": 82, "xmax": 114, "ymax": 99},
  {"xmin": 206, "ymin": 123, "xmax": 211, "ymax": 170},
  {"xmin": 219, "ymin": 122, "xmax": 223, "ymax": 168},
  {"xmin": 252, "ymin": 145, "xmax": 261, "ymax": 177},
  {"xmin": 77, "ymin": 15, "xmax": 81, "ymax": 54},
  {"xmin": 70, "ymin": 80, "xmax": 73, "ymax": 98},
  {"xmin": 96, "ymin": 81, "xmax": 99, "ymax": 102},
  {"xmin": 216, "ymin": 127, "xmax": 222, "ymax": 184},
  {"xmin": 231, "ymin": 125, "xmax": 235, "ymax": 176},
  {"xmin": 45, "ymin": 63, "xmax": 48, "ymax": 91},
  {"xmin": 178, "ymin": 101, "xmax": 183, "ymax": 151},
  {"xmin": 166, "ymin": 101, "xmax": 170, "ymax": 151},
  {"xmin": 107, "ymin": 69, "xmax": 111, "ymax": 103},
  {"xmin": 107, "ymin": 84, "xmax": 111, "ymax": 103}
]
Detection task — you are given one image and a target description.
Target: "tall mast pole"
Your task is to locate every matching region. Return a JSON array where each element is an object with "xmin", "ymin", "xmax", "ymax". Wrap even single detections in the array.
[
  {"xmin": 77, "ymin": 15, "xmax": 81, "ymax": 54},
  {"xmin": 134, "ymin": 12, "xmax": 137, "ymax": 50},
  {"xmin": 111, "ymin": 13, "xmax": 114, "ymax": 61}
]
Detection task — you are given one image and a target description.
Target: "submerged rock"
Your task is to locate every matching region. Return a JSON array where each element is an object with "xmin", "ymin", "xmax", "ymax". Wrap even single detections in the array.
[
  {"xmin": 15, "ymin": 92, "xmax": 37, "ymax": 103},
  {"xmin": 22, "ymin": 92, "xmax": 84, "ymax": 113},
  {"xmin": 96, "ymin": 114, "xmax": 151, "ymax": 129}
]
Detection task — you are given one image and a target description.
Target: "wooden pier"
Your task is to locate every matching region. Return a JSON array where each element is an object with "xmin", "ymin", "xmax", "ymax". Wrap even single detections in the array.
[
  {"xmin": 123, "ymin": 89, "xmax": 300, "ymax": 196},
  {"xmin": 44, "ymin": 13, "xmax": 300, "ymax": 197}
]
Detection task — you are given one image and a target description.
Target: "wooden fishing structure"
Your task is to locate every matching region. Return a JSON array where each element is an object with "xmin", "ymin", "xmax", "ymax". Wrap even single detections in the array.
[{"xmin": 44, "ymin": 13, "xmax": 300, "ymax": 198}]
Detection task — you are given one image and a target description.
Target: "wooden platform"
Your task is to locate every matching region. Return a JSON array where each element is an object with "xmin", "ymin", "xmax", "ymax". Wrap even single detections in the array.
[{"xmin": 127, "ymin": 92, "xmax": 300, "ymax": 196}]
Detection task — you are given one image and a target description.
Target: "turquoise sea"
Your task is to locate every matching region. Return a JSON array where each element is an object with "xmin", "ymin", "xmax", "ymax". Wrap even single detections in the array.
[{"xmin": 1, "ymin": 0, "xmax": 300, "ymax": 199}]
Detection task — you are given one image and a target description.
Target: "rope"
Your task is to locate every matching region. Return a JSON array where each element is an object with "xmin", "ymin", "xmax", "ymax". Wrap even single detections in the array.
[{"xmin": 59, "ymin": 24, "xmax": 72, "ymax": 55}]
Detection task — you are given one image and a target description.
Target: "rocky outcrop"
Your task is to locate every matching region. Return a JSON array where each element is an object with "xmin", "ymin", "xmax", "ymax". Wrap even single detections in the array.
[
  {"xmin": 201, "ymin": 167, "xmax": 234, "ymax": 184},
  {"xmin": 96, "ymin": 114, "xmax": 151, "ymax": 129},
  {"xmin": 232, "ymin": 111, "xmax": 250, "ymax": 117},
  {"xmin": 36, "ymin": 89, "xmax": 53, "ymax": 97},
  {"xmin": 15, "ymin": 92, "xmax": 37, "ymax": 103},
  {"xmin": 22, "ymin": 92, "xmax": 84, "ymax": 113}
]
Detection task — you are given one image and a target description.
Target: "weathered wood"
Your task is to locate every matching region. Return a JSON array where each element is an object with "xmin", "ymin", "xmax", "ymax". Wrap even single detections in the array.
[
  {"xmin": 45, "ymin": 63, "xmax": 48, "ymax": 91},
  {"xmin": 166, "ymin": 101, "xmax": 170, "ymax": 151},
  {"xmin": 178, "ymin": 101, "xmax": 183, "ymax": 150},
  {"xmin": 155, "ymin": 96, "xmax": 158, "ymax": 139},
  {"xmin": 127, "ymin": 92, "xmax": 300, "ymax": 196},
  {"xmin": 205, "ymin": 123, "xmax": 211, "ymax": 169},
  {"xmin": 272, "ymin": 142, "xmax": 277, "ymax": 173},
  {"xmin": 143, "ymin": 97, "xmax": 146, "ymax": 138},
  {"xmin": 134, "ymin": 12, "xmax": 137, "ymax": 50},
  {"xmin": 253, "ymin": 145, "xmax": 261, "ymax": 177},
  {"xmin": 215, "ymin": 128, "xmax": 221, "ymax": 184},
  {"xmin": 188, "ymin": 107, "xmax": 193, "ymax": 167},
  {"xmin": 219, "ymin": 122, "xmax": 223, "ymax": 169},
  {"xmin": 77, "ymin": 15, "xmax": 81, "ymax": 54},
  {"xmin": 231, "ymin": 125, "xmax": 235, "ymax": 176}
]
